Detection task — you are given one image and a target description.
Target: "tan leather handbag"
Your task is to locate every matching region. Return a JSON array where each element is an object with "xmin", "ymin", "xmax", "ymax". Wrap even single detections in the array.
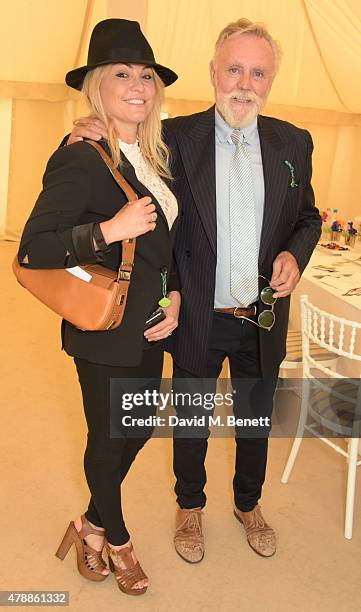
[{"xmin": 13, "ymin": 141, "xmax": 137, "ymax": 331}]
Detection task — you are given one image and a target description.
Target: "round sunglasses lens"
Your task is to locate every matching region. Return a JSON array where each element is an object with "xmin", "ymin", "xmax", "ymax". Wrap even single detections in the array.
[
  {"xmin": 260, "ymin": 286, "xmax": 276, "ymax": 305},
  {"xmin": 258, "ymin": 310, "xmax": 275, "ymax": 328}
]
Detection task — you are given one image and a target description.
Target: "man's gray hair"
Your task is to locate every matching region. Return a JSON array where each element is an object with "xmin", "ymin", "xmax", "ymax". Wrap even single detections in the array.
[{"xmin": 214, "ymin": 18, "xmax": 282, "ymax": 73}]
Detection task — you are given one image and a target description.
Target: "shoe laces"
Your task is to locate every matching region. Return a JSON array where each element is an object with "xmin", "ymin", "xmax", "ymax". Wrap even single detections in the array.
[
  {"xmin": 176, "ymin": 510, "xmax": 202, "ymax": 542},
  {"xmin": 244, "ymin": 507, "xmax": 274, "ymax": 547},
  {"xmin": 185, "ymin": 511, "xmax": 202, "ymax": 537},
  {"xmin": 250, "ymin": 506, "xmax": 265, "ymax": 530}
]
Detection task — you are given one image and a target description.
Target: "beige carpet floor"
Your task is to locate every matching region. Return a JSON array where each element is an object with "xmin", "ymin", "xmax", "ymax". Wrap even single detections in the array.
[{"xmin": 1, "ymin": 240, "xmax": 360, "ymax": 612}]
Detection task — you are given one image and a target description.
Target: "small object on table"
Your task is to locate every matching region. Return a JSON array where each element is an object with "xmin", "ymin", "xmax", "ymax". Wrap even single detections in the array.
[
  {"xmin": 343, "ymin": 287, "xmax": 361, "ymax": 297},
  {"xmin": 344, "ymin": 221, "xmax": 358, "ymax": 247},
  {"xmin": 319, "ymin": 242, "xmax": 349, "ymax": 251},
  {"xmin": 312, "ymin": 265, "xmax": 338, "ymax": 272}
]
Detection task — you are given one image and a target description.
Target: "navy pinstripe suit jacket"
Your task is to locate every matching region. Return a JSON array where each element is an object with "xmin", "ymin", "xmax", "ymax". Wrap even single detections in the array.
[{"xmin": 163, "ymin": 106, "xmax": 321, "ymax": 377}]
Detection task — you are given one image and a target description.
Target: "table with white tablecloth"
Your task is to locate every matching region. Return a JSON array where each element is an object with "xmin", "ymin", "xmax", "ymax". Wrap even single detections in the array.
[{"xmin": 289, "ymin": 244, "xmax": 361, "ymax": 377}]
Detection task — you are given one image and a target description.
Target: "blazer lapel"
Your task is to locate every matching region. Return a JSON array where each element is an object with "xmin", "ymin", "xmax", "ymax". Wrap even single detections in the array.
[
  {"xmin": 176, "ymin": 106, "xmax": 217, "ymax": 255},
  {"xmin": 258, "ymin": 116, "xmax": 296, "ymax": 267}
]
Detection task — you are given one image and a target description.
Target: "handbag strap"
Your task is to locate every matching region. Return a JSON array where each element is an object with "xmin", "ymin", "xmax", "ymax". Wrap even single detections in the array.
[
  {"xmin": 84, "ymin": 139, "xmax": 136, "ymax": 283},
  {"xmin": 85, "ymin": 139, "xmax": 138, "ymax": 202}
]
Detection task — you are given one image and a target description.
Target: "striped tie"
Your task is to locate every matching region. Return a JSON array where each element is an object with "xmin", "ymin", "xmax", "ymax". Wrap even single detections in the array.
[{"xmin": 229, "ymin": 130, "xmax": 258, "ymax": 307}]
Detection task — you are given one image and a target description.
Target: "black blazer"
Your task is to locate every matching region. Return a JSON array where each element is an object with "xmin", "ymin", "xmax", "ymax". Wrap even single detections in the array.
[
  {"xmin": 163, "ymin": 106, "xmax": 322, "ymax": 377},
  {"xmin": 18, "ymin": 140, "xmax": 180, "ymax": 366}
]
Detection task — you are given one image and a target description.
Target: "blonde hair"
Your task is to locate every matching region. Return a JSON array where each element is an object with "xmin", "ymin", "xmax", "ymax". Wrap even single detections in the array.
[
  {"xmin": 81, "ymin": 65, "xmax": 172, "ymax": 179},
  {"xmin": 214, "ymin": 18, "xmax": 282, "ymax": 73}
]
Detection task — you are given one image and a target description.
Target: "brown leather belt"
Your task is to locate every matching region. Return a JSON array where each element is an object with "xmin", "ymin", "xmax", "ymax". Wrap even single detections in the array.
[{"xmin": 214, "ymin": 305, "xmax": 257, "ymax": 318}]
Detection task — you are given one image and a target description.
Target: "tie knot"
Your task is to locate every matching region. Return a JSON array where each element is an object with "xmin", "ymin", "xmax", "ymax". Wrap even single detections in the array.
[{"xmin": 231, "ymin": 130, "xmax": 243, "ymax": 146}]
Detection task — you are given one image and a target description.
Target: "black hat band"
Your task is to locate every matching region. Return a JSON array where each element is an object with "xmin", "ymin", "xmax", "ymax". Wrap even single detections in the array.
[{"xmin": 91, "ymin": 48, "xmax": 156, "ymax": 63}]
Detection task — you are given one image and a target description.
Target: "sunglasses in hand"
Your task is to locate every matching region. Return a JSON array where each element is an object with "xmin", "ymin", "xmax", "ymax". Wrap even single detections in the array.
[{"xmin": 240, "ymin": 275, "xmax": 277, "ymax": 331}]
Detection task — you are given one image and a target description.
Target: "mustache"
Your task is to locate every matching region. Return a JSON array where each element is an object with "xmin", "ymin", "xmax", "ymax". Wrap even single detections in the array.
[{"xmin": 226, "ymin": 90, "xmax": 260, "ymax": 103}]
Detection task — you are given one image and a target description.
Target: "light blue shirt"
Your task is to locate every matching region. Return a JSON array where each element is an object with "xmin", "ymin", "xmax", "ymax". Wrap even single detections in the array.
[{"xmin": 214, "ymin": 108, "xmax": 265, "ymax": 308}]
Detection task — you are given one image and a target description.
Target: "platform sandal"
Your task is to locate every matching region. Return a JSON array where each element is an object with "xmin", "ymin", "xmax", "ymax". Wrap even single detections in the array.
[
  {"xmin": 105, "ymin": 541, "xmax": 148, "ymax": 596},
  {"xmin": 55, "ymin": 514, "xmax": 108, "ymax": 581}
]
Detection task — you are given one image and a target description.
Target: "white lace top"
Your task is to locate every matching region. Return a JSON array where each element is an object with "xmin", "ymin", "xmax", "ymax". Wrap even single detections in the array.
[{"xmin": 118, "ymin": 139, "xmax": 178, "ymax": 229}]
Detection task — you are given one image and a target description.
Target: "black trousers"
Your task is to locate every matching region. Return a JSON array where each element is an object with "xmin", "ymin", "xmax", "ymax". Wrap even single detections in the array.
[
  {"xmin": 75, "ymin": 345, "xmax": 163, "ymax": 545},
  {"xmin": 173, "ymin": 312, "xmax": 279, "ymax": 512}
]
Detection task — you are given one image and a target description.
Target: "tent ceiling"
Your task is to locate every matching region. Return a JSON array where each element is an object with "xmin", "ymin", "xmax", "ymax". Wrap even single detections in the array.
[
  {"xmin": 2, "ymin": 0, "xmax": 89, "ymax": 83},
  {"xmin": 148, "ymin": 0, "xmax": 361, "ymax": 113},
  {"xmin": 1, "ymin": 0, "xmax": 360, "ymax": 113},
  {"xmin": 0, "ymin": 0, "xmax": 108, "ymax": 84}
]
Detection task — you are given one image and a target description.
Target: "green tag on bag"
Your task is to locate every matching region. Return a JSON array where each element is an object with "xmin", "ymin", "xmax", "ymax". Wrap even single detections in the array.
[
  {"xmin": 158, "ymin": 296, "xmax": 171, "ymax": 308},
  {"xmin": 159, "ymin": 268, "xmax": 170, "ymax": 307}
]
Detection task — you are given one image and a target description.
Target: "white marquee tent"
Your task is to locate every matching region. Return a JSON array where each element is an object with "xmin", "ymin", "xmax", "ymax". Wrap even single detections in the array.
[{"xmin": 1, "ymin": 0, "xmax": 360, "ymax": 240}]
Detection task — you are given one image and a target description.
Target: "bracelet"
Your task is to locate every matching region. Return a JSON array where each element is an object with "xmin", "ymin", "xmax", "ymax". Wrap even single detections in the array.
[{"xmin": 93, "ymin": 223, "xmax": 110, "ymax": 252}]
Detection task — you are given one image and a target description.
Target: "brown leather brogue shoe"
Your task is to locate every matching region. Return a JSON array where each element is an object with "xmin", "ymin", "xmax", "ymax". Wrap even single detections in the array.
[
  {"xmin": 234, "ymin": 504, "xmax": 276, "ymax": 557},
  {"xmin": 174, "ymin": 507, "xmax": 204, "ymax": 563}
]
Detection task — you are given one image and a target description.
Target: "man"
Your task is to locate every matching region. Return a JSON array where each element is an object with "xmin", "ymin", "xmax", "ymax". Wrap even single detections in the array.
[{"xmin": 69, "ymin": 18, "xmax": 321, "ymax": 561}]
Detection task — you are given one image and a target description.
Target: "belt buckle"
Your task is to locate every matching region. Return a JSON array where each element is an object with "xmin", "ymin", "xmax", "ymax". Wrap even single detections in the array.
[{"xmin": 233, "ymin": 305, "xmax": 257, "ymax": 318}]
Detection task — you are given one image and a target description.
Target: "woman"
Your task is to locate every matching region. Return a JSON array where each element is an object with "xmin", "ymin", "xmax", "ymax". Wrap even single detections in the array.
[{"xmin": 18, "ymin": 19, "xmax": 180, "ymax": 596}]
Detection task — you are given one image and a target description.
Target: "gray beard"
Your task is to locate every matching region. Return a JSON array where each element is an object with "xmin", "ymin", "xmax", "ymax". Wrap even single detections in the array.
[{"xmin": 218, "ymin": 101, "xmax": 259, "ymax": 128}]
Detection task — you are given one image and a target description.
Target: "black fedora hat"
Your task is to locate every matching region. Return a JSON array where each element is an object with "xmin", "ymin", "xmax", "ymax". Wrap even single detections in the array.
[{"xmin": 66, "ymin": 19, "xmax": 178, "ymax": 90}]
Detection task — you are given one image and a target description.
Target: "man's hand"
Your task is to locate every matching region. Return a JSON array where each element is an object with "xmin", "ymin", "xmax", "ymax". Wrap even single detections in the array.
[
  {"xmin": 68, "ymin": 116, "xmax": 107, "ymax": 145},
  {"xmin": 144, "ymin": 291, "xmax": 181, "ymax": 342},
  {"xmin": 270, "ymin": 251, "xmax": 300, "ymax": 298}
]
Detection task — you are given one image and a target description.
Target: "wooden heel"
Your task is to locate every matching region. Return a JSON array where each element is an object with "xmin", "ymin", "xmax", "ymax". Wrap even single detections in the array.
[
  {"xmin": 108, "ymin": 555, "xmax": 115, "ymax": 572},
  {"xmin": 55, "ymin": 522, "xmax": 74, "ymax": 560},
  {"xmin": 55, "ymin": 516, "xmax": 108, "ymax": 582}
]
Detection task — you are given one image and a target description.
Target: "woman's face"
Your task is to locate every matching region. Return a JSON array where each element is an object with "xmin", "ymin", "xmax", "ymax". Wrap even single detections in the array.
[{"xmin": 100, "ymin": 63, "xmax": 156, "ymax": 137}]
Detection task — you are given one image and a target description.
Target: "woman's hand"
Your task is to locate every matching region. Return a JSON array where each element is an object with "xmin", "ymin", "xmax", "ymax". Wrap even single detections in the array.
[
  {"xmin": 68, "ymin": 116, "xmax": 107, "ymax": 144},
  {"xmin": 100, "ymin": 197, "xmax": 157, "ymax": 243},
  {"xmin": 144, "ymin": 291, "xmax": 181, "ymax": 342}
]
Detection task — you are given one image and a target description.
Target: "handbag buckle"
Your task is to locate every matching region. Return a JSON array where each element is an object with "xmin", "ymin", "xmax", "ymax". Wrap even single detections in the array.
[{"xmin": 117, "ymin": 270, "xmax": 131, "ymax": 281}]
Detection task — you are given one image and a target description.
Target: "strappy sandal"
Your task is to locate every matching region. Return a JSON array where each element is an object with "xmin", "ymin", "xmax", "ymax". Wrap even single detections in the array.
[
  {"xmin": 105, "ymin": 541, "xmax": 148, "ymax": 596},
  {"xmin": 55, "ymin": 514, "xmax": 108, "ymax": 581}
]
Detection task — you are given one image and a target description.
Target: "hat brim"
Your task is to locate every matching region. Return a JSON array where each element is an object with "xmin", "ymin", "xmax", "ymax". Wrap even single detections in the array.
[{"xmin": 66, "ymin": 59, "xmax": 178, "ymax": 90}]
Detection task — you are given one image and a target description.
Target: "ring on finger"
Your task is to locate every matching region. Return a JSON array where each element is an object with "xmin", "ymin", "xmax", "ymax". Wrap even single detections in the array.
[{"xmin": 151, "ymin": 212, "xmax": 157, "ymax": 222}]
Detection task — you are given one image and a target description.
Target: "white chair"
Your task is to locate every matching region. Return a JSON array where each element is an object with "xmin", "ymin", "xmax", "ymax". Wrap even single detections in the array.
[
  {"xmin": 280, "ymin": 329, "xmax": 339, "ymax": 374},
  {"xmin": 281, "ymin": 295, "xmax": 361, "ymax": 539}
]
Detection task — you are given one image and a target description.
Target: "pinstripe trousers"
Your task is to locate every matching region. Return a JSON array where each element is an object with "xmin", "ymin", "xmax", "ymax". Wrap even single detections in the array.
[{"xmin": 173, "ymin": 312, "xmax": 278, "ymax": 511}]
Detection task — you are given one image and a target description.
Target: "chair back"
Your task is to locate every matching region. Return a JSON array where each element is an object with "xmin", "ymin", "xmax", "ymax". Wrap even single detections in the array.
[
  {"xmin": 300, "ymin": 295, "xmax": 361, "ymax": 436},
  {"xmin": 301, "ymin": 295, "xmax": 361, "ymax": 378}
]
